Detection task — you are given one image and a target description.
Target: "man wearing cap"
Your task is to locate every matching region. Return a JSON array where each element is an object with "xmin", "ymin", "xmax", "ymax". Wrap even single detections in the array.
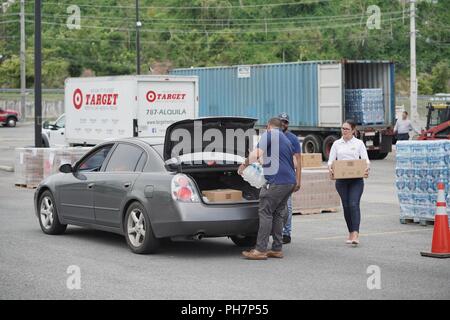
[
  {"xmin": 238, "ymin": 117, "xmax": 296, "ymax": 260},
  {"xmin": 278, "ymin": 113, "xmax": 302, "ymax": 244}
]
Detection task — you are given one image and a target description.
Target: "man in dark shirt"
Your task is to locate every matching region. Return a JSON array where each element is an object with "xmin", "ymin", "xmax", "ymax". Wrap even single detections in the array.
[
  {"xmin": 238, "ymin": 118, "xmax": 296, "ymax": 260},
  {"xmin": 278, "ymin": 113, "xmax": 302, "ymax": 244}
]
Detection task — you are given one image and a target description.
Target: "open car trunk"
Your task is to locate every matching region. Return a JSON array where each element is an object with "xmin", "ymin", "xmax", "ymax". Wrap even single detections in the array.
[
  {"xmin": 164, "ymin": 117, "xmax": 258, "ymax": 172},
  {"xmin": 188, "ymin": 170, "xmax": 260, "ymax": 204}
]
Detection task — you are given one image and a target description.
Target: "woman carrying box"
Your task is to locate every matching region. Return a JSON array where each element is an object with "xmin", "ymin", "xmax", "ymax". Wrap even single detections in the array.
[{"xmin": 328, "ymin": 119, "xmax": 370, "ymax": 245}]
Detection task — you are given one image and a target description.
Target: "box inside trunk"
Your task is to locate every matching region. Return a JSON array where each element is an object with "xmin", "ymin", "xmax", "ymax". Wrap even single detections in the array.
[{"xmin": 188, "ymin": 170, "xmax": 260, "ymax": 203}]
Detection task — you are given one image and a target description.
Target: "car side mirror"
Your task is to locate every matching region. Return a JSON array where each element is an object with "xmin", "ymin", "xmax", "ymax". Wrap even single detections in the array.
[
  {"xmin": 59, "ymin": 163, "xmax": 73, "ymax": 173},
  {"xmin": 43, "ymin": 120, "xmax": 49, "ymax": 129}
]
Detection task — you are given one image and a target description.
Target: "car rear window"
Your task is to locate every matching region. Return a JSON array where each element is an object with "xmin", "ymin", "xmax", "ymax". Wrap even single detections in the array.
[{"xmin": 105, "ymin": 143, "xmax": 144, "ymax": 172}]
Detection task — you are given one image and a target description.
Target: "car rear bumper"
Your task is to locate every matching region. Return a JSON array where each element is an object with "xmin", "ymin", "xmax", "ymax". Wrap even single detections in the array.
[{"xmin": 153, "ymin": 201, "xmax": 260, "ymax": 238}]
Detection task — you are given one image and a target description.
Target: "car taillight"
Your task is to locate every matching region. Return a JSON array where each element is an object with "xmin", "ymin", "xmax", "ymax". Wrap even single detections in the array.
[
  {"xmin": 177, "ymin": 187, "xmax": 192, "ymax": 201},
  {"xmin": 171, "ymin": 174, "xmax": 200, "ymax": 203}
]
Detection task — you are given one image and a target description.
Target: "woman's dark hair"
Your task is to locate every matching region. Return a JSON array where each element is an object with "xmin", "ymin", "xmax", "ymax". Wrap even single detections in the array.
[{"xmin": 344, "ymin": 119, "xmax": 357, "ymax": 130}]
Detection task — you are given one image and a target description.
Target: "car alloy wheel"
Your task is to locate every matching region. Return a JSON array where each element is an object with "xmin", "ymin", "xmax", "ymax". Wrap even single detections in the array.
[
  {"xmin": 127, "ymin": 208, "xmax": 146, "ymax": 248},
  {"xmin": 7, "ymin": 118, "xmax": 16, "ymax": 127},
  {"xmin": 40, "ymin": 196, "xmax": 55, "ymax": 230}
]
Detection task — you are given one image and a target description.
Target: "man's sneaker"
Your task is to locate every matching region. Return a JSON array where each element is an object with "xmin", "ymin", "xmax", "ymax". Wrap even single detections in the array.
[
  {"xmin": 241, "ymin": 249, "xmax": 268, "ymax": 260},
  {"xmin": 282, "ymin": 235, "xmax": 291, "ymax": 244},
  {"xmin": 267, "ymin": 250, "xmax": 284, "ymax": 258}
]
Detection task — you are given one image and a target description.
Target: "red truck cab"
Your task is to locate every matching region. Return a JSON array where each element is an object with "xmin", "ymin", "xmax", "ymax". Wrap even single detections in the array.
[{"xmin": 0, "ymin": 108, "xmax": 19, "ymax": 127}]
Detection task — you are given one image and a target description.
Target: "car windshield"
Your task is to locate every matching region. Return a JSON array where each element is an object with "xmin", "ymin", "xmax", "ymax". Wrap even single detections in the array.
[{"xmin": 54, "ymin": 115, "xmax": 65, "ymax": 128}]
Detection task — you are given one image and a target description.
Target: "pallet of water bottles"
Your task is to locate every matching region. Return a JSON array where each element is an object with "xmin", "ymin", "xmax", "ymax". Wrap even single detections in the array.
[
  {"xmin": 395, "ymin": 140, "xmax": 450, "ymax": 225},
  {"xmin": 345, "ymin": 88, "xmax": 385, "ymax": 125}
]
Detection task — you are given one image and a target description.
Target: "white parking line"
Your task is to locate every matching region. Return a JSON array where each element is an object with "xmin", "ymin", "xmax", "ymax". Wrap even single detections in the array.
[
  {"xmin": 296, "ymin": 213, "xmax": 390, "ymax": 222},
  {"xmin": 314, "ymin": 228, "xmax": 432, "ymax": 240}
]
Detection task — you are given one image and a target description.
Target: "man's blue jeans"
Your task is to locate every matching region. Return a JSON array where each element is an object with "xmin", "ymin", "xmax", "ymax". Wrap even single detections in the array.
[{"xmin": 282, "ymin": 196, "xmax": 293, "ymax": 236}]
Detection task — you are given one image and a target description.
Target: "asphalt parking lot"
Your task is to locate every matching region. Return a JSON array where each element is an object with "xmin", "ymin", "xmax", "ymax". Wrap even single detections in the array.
[{"xmin": 0, "ymin": 124, "xmax": 449, "ymax": 300}]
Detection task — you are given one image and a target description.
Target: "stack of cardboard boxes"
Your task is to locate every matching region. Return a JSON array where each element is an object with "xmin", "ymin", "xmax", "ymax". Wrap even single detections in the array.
[
  {"xmin": 14, "ymin": 148, "xmax": 45, "ymax": 188},
  {"xmin": 15, "ymin": 147, "xmax": 92, "ymax": 188},
  {"xmin": 292, "ymin": 167, "xmax": 340, "ymax": 214},
  {"xmin": 43, "ymin": 147, "xmax": 92, "ymax": 179}
]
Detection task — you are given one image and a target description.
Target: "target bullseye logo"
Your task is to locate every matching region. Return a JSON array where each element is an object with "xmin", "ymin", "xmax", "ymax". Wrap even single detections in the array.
[
  {"xmin": 73, "ymin": 88, "xmax": 83, "ymax": 110},
  {"xmin": 146, "ymin": 90, "xmax": 157, "ymax": 103}
]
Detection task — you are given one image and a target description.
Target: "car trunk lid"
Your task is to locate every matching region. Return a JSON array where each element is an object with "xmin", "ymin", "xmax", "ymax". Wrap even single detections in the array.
[{"xmin": 164, "ymin": 117, "xmax": 257, "ymax": 172}]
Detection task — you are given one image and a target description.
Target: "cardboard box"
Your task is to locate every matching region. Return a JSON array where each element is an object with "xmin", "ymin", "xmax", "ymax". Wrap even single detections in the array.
[
  {"xmin": 332, "ymin": 159, "xmax": 367, "ymax": 179},
  {"xmin": 202, "ymin": 189, "xmax": 243, "ymax": 202},
  {"xmin": 301, "ymin": 153, "xmax": 323, "ymax": 168},
  {"xmin": 291, "ymin": 168, "xmax": 340, "ymax": 213}
]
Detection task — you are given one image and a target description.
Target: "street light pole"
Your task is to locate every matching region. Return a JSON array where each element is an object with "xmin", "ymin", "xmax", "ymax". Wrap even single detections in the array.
[
  {"xmin": 34, "ymin": 0, "xmax": 42, "ymax": 147},
  {"xmin": 410, "ymin": 0, "xmax": 419, "ymax": 126},
  {"xmin": 20, "ymin": 0, "xmax": 26, "ymax": 121},
  {"xmin": 136, "ymin": 0, "xmax": 141, "ymax": 75}
]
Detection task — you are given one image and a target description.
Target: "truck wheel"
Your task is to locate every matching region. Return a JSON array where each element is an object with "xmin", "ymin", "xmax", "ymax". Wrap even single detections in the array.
[
  {"xmin": 368, "ymin": 150, "xmax": 389, "ymax": 160},
  {"xmin": 230, "ymin": 235, "xmax": 257, "ymax": 247},
  {"xmin": 322, "ymin": 135, "xmax": 339, "ymax": 161},
  {"xmin": 302, "ymin": 134, "xmax": 323, "ymax": 154},
  {"xmin": 124, "ymin": 202, "xmax": 160, "ymax": 254},
  {"xmin": 7, "ymin": 117, "xmax": 16, "ymax": 127}
]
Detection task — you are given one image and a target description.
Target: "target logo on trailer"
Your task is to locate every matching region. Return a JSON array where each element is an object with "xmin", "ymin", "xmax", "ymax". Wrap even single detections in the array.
[
  {"xmin": 146, "ymin": 90, "xmax": 157, "ymax": 103},
  {"xmin": 73, "ymin": 88, "xmax": 83, "ymax": 110},
  {"xmin": 145, "ymin": 90, "xmax": 187, "ymax": 104}
]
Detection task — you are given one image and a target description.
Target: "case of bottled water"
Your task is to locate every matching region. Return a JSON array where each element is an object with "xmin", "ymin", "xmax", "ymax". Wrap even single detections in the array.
[
  {"xmin": 345, "ymin": 88, "xmax": 384, "ymax": 125},
  {"xmin": 396, "ymin": 140, "xmax": 450, "ymax": 222},
  {"xmin": 241, "ymin": 163, "xmax": 267, "ymax": 189}
]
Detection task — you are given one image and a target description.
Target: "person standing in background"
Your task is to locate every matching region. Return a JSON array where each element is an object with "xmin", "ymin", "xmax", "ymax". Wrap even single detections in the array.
[
  {"xmin": 328, "ymin": 119, "xmax": 370, "ymax": 245},
  {"xmin": 394, "ymin": 111, "xmax": 415, "ymax": 141},
  {"xmin": 278, "ymin": 113, "xmax": 302, "ymax": 244}
]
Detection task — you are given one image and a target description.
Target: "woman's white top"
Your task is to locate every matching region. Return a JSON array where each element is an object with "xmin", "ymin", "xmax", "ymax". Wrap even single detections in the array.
[{"xmin": 327, "ymin": 137, "xmax": 370, "ymax": 167}]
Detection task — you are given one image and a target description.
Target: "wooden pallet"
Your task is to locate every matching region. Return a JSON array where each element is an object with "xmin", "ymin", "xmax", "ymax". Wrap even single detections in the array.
[
  {"xmin": 15, "ymin": 183, "xmax": 38, "ymax": 189},
  {"xmin": 293, "ymin": 207, "xmax": 338, "ymax": 215},
  {"xmin": 400, "ymin": 217, "xmax": 435, "ymax": 226}
]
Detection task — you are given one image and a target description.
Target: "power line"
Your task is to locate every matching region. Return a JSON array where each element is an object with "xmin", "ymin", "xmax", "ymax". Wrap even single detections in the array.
[
  {"xmin": 24, "ymin": 10, "xmax": 409, "ymax": 28},
  {"xmin": 0, "ymin": 13, "xmax": 19, "ymax": 17},
  {"xmin": 23, "ymin": 10, "xmax": 410, "ymax": 23},
  {"xmin": 22, "ymin": 30, "xmax": 407, "ymax": 47},
  {"xmin": 37, "ymin": 0, "xmax": 333, "ymax": 10},
  {"xmin": 0, "ymin": 20, "xmax": 19, "ymax": 25},
  {"xmin": 25, "ymin": 16, "xmax": 407, "ymax": 34}
]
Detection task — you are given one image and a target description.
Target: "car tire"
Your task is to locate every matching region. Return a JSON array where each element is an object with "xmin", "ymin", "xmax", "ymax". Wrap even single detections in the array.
[
  {"xmin": 7, "ymin": 117, "xmax": 16, "ymax": 127},
  {"xmin": 302, "ymin": 134, "xmax": 323, "ymax": 154},
  {"xmin": 38, "ymin": 190, "xmax": 67, "ymax": 235},
  {"xmin": 124, "ymin": 202, "xmax": 160, "ymax": 254},
  {"xmin": 230, "ymin": 235, "xmax": 257, "ymax": 247}
]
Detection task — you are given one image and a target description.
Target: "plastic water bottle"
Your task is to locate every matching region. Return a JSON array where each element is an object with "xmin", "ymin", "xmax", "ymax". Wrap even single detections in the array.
[{"xmin": 242, "ymin": 163, "xmax": 266, "ymax": 189}]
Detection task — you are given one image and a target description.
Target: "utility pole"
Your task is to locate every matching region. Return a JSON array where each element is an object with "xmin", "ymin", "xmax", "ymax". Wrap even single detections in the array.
[
  {"xmin": 34, "ymin": 0, "xmax": 42, "ymax": 147},
  {"xmin": 20, "ymin": 0, "xmax": 26, "ymax": 120},
  {"xmin": 135, "ymin": 0, "xmax": 141, "ymax": 75},
  {"xmin": 410, "ymin": 0, "xmax": 419, "ymax": 126}
]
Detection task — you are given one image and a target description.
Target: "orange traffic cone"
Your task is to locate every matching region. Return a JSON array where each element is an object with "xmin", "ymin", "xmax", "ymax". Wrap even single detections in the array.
[{"xmin": 421, "ymin": 183, "xmax": 450, "ymax": 258}]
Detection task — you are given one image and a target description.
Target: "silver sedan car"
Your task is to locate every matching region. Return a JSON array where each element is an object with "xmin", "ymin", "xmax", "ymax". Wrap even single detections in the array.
[{"xmin": 34, "ymin": 117, "xmax": 260, "ymax": 254}]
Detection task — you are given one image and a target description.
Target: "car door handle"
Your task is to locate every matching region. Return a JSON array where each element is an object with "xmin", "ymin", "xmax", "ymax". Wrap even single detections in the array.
[
  {"xmin": 123, "ymin": 182, "xmax": 132, "ymax": 188},
  {"xmin": 87, "ymin": 183, "xmax": 95, "ymax": 189}
]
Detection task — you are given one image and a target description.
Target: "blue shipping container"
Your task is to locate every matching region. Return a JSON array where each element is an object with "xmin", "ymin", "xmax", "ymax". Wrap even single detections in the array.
[{"xmin": 170, "ymin": 60, "xmax": 395, "ymax": 129}]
